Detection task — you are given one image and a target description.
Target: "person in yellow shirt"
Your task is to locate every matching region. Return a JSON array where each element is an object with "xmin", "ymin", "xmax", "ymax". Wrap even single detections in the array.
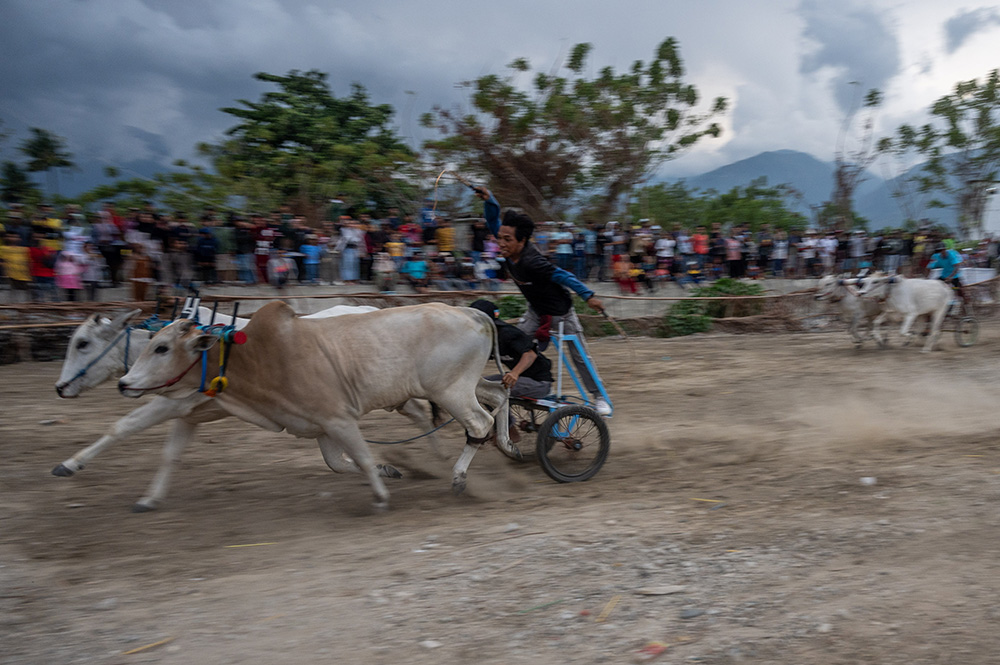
[
  {"xmin": 34, "ymin": 204, "xmax": 64, "ymax": 251},
  {"xmin": 0, "ymin": 231, "xmax": 33, "ymax": 301},
  {"xmin": 435, "ymin": 217, "xmax": 456, "ymax": 253},
  {"xmin": 384, "ymin": 231, "xmax": 405, "ymax": 269}
]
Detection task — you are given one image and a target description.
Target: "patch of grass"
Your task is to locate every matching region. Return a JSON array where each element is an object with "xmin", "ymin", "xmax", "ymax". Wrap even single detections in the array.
[
  {"xmin": 662, "ymin": 278, "xmax": 764, "ymax": 336},
  {"xmin": 688, "ymin": 278, "xmax": 766, "ymax": 318},
  {"xmin": 497, "ymin": 295, "xmax": 527, "ymax": 320},
  {"xmin": 664, "ymin": 298, "xmax": 712, "ymax": 337}
]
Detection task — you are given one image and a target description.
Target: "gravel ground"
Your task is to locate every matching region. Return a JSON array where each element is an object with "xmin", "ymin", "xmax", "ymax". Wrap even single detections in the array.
[{"xmin": 2, "ymin": 324, "xmax": 1000, "ymax": 664}]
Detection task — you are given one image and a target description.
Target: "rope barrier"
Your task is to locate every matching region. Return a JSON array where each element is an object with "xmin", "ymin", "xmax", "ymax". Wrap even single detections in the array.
[{"xmin": 2, "ymin": 276, "xmax": 996, "ymax": 331}]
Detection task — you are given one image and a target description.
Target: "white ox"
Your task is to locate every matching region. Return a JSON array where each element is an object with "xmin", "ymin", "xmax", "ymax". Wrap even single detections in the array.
[
  {"xmin": 814, "ymin": 275, "xmax": 886, "ymax": 348},
  {"xmin": 858, "ymin": 274, "xmax": 952, "ymax": 352},
  {"xmin": 53, "ymin": 304, "xmax": 440, "ymax": 512},
  {"xmin": 118, "ymin": 301, "xmax": 511, "ymax": 509}
]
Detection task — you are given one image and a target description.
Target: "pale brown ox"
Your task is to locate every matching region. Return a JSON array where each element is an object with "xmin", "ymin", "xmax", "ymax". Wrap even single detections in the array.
[{"xmin": 118, "ymin": 301, "xmax": 512, "ymax": 509}]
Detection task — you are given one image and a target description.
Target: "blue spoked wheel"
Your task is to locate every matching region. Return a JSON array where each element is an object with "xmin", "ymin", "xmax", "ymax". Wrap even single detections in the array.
[{"xmin": 536, "ymin": 405, "xmax": 610, "ymax": 483}]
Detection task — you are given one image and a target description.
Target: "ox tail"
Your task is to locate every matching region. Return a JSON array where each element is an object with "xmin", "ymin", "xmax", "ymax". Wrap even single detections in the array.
[
  {"xmin": 490, "ymin": 315, "xmax": 504, "ymax": 377},
  {"xmin": 430, "ymin": 401, "xmax": 443, "ymax": 427}
]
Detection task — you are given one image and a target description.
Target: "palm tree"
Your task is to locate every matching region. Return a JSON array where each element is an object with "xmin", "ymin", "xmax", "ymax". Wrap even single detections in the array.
[
  {"xmin": 0, "ymin": 161, "xmax": 41, "ymax": 204},
  {"xmin": 18, "ymin": 127, "xmax": 75, "ymax": 197}
]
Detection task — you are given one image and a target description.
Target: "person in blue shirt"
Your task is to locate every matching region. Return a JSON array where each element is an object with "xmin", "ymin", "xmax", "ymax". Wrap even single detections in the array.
[
  {"xmin": 927, "ymin": 240, "xmax": 965, "ymax": 303},
  {"xmin": 299, "ymin": 235, "xmax": 324, "ymax": 284},
  {"xmin": 927, "ymin": 241, "xmax": 963, "ymax": 286},
  {"xmin": 401, "ymin": 252, "xmax": 429, "ymax": 293},
  {"xmin": 475, "ymin": 187, "xmax": 611, "ymax": 416}
]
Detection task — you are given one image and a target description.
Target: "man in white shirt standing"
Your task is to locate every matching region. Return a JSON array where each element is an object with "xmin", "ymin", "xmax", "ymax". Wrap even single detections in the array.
[
  {"xmin": 819, "ymin": 232, "xmax": 838, "ymax": 275},
  {"xmin": 654, "ymin": 229, "xmax": 676, "ymax": 275},
  {"xmin": 799, "ymin": 232, "xmax": 818, "ymax": 277}
]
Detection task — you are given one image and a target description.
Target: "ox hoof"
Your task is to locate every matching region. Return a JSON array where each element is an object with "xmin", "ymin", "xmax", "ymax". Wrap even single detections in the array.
[
  {"xmin": 52, "ymin": 463, "xmax": 75, "ymax": 477},
  {"xmin": 131, "ymin": 501, "xmax": 157, "ymax": 513},
  {"xmin": 452, "ymin": 473, "xmax": 467, "ymax": 496},
  {"xmin": 377, "ymin": 464, "xmax": 403, "ymax": 479},
  {"xmin": 499, "ymin": 442, "xmax": 524, "ymax": 462},
  {"xmin": 372, "ymin": 500, "xmax": 390, "ymax": 512}
]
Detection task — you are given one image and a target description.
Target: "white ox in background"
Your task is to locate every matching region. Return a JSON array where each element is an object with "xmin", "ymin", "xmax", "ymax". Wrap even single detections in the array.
[
  {"xmin": 118, "ymin": 301, "xmax": 511, "ymax": 509},
  {"xmin": 858, "ymin": 274, "xmax": 953, "ymax": 352},
  {"xmin": 814, "ymin": 275, "xmax": 886, "ymax": 348},
  {"xmin": 53, "ymin": 304, "xmax": 440, "ymax": 512}
]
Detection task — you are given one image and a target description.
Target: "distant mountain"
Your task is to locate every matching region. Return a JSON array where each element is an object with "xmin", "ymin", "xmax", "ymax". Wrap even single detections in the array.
[
  {"xmin": 681, "ymin": 149, "xmax": 834, "ymax": 204},
  {"xmin": 662, "ymin": 149, "xmax": 949, "ymax": 229}
]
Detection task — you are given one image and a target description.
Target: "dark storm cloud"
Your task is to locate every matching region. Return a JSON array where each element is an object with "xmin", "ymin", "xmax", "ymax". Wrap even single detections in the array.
[
  {"xmin": 798, "ymin": 0, "xmax": 901, "ymax": 113},
  {"xmin": 0, "ymin": 0, "xmax": 475, "ymax": 166},
  {"xmin": 944, "ymin": 7, "xmax": 1000, "ymax": 53}
]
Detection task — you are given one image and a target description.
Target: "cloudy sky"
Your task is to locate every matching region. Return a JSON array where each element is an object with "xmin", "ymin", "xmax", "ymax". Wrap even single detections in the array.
[{"xmin": 1, "ymin": 0, "xmax": 999, "ymax": 194}]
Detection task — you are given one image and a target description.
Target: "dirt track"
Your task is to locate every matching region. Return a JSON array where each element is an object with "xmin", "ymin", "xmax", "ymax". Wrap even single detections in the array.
[{"xmin": 3, "ymin": 325, "xmax": 1000, "ymax": 664}]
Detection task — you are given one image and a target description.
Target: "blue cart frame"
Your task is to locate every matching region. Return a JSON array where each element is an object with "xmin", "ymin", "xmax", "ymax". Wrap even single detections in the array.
[{"xmin": 508, "ymin": 322, "xmax": 611, "ymax": 483}]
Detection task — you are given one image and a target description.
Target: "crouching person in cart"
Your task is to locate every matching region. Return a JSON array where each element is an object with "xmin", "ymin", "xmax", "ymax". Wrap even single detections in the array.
[{"xmin": 468, "ymin": 299, "xmax": 553, "ymax": 444}]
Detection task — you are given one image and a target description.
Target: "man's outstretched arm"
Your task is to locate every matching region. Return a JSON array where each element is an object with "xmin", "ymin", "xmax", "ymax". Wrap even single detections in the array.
[{"xmin": 476, "ymin": 188, "xmax": 501, "ymax": 236}]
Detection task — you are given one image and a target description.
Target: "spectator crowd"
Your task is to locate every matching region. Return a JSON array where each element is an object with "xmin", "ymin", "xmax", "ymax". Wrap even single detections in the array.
[{"xmin": 2, "ymin": 198, "xmax": 997, "ymax": 303}]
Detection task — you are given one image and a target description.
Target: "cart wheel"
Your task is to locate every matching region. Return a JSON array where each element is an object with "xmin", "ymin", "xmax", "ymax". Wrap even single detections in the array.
[
  {"xmin": 536, "ymin": 405, "xmax": 610, "ymax": 483},
  {"xmin": 954, "ymin": 317, "xmax": 979, "ymax": 347},
  {"xmin": 507, "ymin": 400, "xmax": 539, "ymax": 460}
]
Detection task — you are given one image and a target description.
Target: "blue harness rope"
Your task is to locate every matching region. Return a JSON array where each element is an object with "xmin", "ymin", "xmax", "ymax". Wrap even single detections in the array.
[{"xmin": 67, "ymin": 325, "xmax": 134, "ymax": 384}]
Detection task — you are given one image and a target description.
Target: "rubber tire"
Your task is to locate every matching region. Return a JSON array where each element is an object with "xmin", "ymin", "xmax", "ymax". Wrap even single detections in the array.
[
  {"xmin": 954, "ymin": 317, "xmax": 979, "ymax": 347},
  {"xmin": 536, "ymin": 405, "xmax": 610, "ymax": 483}
]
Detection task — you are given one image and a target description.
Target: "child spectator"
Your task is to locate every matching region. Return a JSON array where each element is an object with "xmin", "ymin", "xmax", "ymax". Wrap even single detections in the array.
[
  {"xmin": 267, "ymin": 248, "xmax": 297, "ymax": 289},
  {"xmin": 28, "ymin": 232, "xmax": 58, "ymax": 301},
  {"xmin": 385, "ymin": 231, "xmax": 405, "ymax": 269},
  {"xmin": 372, "ymin": 251, "xmax": 397, "ymax": 293},
  {"xmin": 401, "ymin": 251, "xmax": 429, "ymax": 292},
  {"xmin": 299, "ymin": 234, "xmax": 323, "ymax": 284},
  {"xmin": 81, "ymin": 242, "xmax": 105, "ymax": 301},
  {"xmin": 54, "ymin": 251, "xmax": 85, "ymax": 301},
  {"xmin": 613, "ymin": 254, "xmax": 637, "ymax": 294}
]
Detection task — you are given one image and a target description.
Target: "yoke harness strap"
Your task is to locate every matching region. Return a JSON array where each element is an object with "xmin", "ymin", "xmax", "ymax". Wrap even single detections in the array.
[{"xmin": 198, "ymin": 322, "xmax": 244, "ymax": 396}]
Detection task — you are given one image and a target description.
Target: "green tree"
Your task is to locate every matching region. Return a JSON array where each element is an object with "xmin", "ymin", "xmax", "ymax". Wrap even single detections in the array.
[
  {"xmin": 628, "ymin": 178, "xmax": 807, "ymax": 231},
  {"xmin": 0, "ymin": 160, "xmax": 41, "ymax": 205},
  {"xmin": 421, "ymin": 39, "xmax": 727, "ymax": 222},
  {"xmin": 879, "ymin": 70, "xmax": 1000, "ymax": 238},
  {"xmin": 626, "ymin": 181, "xmax": 706, "ymax": 229},
  {"xmin": 18, "ymin": 127, "xmax": 76, "ymax": 197},
  {"xmin": 202, "ymin": 70, "xmax": 416, "ymax": 220},
  {"xmin": 701, "ymin": 179, "xmax": 808, "ymax": 231},
  {"xmin": 72, "ymin": 160, "xmax": 230, "ymax": 219}
]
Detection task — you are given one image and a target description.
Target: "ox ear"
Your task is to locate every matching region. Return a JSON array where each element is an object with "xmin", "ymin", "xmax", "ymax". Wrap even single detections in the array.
[
  {"xmin": 109, "ymin": 308, "xmax": 142, "ymax": 330},
  {"xmin": 188, "ymin": 332, "xmax": 218, "ymax": 353}
]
